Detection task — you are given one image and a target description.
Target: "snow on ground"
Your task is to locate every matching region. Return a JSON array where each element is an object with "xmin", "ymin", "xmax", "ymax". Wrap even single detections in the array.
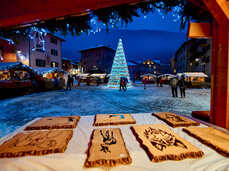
[{"xmin": 0, "ymin": 83, "xmax": 210, "ymax": 138}]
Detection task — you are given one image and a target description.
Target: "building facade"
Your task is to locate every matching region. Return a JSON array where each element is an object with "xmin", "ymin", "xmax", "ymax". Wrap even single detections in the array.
[
  {"xmin": 127, "ymin": 59, "xmax": 161, "ymax": 79},
  {"xmin": 174, "ymin": 38, "xmax": 212, "ymax": 78},
  {"xmin": 174, "ymin": 41, "xmax": 188, "ymax": 74},
  {"xmin": 79, "ymin": 45, "xmax": 115, "ymax": 73},
  {"xmin": 62, "ymin": 57, "xmax": 80, "ymax": 75},
  {"xmin": 9, "ymin": 33, "xmax": 64, "ymax": 69},
  {"xmin": 0, "ymin": 38, "xmax": 17, "ymax": 62},
  {"xmin": 188, "ymin": 39, "xmax": 212, "ymax": 77}
]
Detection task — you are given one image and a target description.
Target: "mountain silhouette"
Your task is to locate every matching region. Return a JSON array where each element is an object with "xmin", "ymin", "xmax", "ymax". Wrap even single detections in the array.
[{"xmin": 61, "ymin": 29, "xmax": 186, "ymax": 63}]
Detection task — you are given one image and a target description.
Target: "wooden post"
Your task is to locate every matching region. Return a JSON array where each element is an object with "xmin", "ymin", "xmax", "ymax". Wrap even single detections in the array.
[{"xmin": 210, "ymin": 19, "xmax": 229, "ymax": 129}]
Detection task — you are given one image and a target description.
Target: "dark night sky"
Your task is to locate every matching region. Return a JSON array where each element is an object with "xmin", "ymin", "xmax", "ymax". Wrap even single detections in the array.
[{"xmin": 61, "ymin": 12, "xmax": 187, "ymax": 63}]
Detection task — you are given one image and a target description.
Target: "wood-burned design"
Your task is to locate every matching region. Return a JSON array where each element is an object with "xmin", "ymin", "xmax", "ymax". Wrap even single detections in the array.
[
  {"xmin": 144, "ymin": 127, "xmax": 187, "ymax": 151},
  {"xmin": 0, "ymin": 130, "xmax": 73, "ymax": 158},
  {"xmin": 165, "ymin": 113, "xmax": 186, "ymax": 122},
  {"xmin": 47, "ymin": 117, "xmax": 74, "ymax": 123},
  {"xmin": 100, "ymin": 130, "xmax": 117, "ymax": 153},
  {"xmin": 9, "ymin": 131, "xmax": 63, "ymax": 149},
  {"xmin": 109, "ymin": 114, "xmax": 124, "ymax": 119}
]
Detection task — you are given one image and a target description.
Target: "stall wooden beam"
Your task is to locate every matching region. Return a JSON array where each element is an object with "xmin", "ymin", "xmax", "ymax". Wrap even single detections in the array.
[
  {"xmin": 210, "ymin": 18, "xmax": 229, "ymax": 129},
  {"xmin": 199, "ymin": 0, "xmax": 229, "ymax": 129},
  {"xmin": 0, "ymin": 0, "xmax": 140, "ymax": 29},
  {"xmin": 186, "ymin": 0, "xmax": 209, "ymax": 11},
  {"xmin": 202, "ymin": 0, "xmax": 229, "ymax": 24}
]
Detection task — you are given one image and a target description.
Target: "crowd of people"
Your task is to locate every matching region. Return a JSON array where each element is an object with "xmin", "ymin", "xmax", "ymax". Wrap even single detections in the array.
[
  {"xmin": 66, "ymin": 74, "xmax": 187, "ymax": 98},
  {"xmin": 119, "ymin": 77, "xmax": 127, "ymax": 91},
  {"xmin": 169, "ymin": 75, "xmax": 187, "ymax": 98},
  {"xmin": 141, "ymin": 75, "xmax": 187, "ymax": 98}
]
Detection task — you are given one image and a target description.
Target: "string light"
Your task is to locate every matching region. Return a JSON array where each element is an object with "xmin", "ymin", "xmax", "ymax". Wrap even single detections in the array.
[
  {"xmin": 29, "ymin": 27, "xmax": 47, "ymax": 51},
  {"xmin": 89, "ymin": 17, "xmax": 103, "ymax": 35},
  {"xmin": 108, "ymin": 39, "xmax": 132, "ymax": 88}
]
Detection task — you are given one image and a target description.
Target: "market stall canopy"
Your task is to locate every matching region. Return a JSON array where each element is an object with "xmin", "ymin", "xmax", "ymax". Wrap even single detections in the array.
[
  {"xmin": 183, "ymin": 72, "xmax": 208, "ymax": 78},
  {"xmin": 77, "ymin": 73, "xmax": 89, "ymax": 78},
  {"xmin": 0, "ymin": 62, "xmax": 39, "ymax": 75},
  {"xmin": 35, "ymin": 67, "xmax": 69, "ymax": 75},
  {"xmin": 140, "ymin": 74, "xmax": 157, "ymax": 78},
  {"xmin": 90, "ymin": 74, "xmax": 107, "ymax": 77},
  {"xmin": 0, "ymin": 0, "xmax": 139, "ymax": 29},
  {"xmin": 158, "ymin": 73, "xmax": 176, "ymax": 78}
]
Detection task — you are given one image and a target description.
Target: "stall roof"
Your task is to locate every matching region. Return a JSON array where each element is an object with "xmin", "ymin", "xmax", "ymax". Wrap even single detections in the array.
[
  {"xmin": 0, "ymin": 62, "xmax": 40, "ymax": 75},
  {"xmin": 91, "ymin": 74, "xmax": 107, "ymax": 77},
  {"xmin": 140, "ymin": 74, "xmax": 156, "ymax": 77},
  {"xmin": 77, "ymin": 73, "xmax": 89, "ymax": 77},
  {"xmin": 158, "ymin": 73, "xmax": 176, "ymax": 77},
  {"xmin": 183, "ymin": 72, "xmax": 208, "ymax": 78},
  {"xmin": 35, "ymin": 67, "xmax": 69, "ymax": 74}
]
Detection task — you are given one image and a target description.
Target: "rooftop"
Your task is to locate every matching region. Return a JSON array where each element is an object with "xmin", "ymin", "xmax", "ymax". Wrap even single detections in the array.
[{"xmin": 78, "ymin": 45, "xmax": 115, "ymax": 52}]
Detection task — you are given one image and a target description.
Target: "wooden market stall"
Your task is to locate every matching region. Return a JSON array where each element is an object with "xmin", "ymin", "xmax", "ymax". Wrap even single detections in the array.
[
  {"xmin": 76, "ymin": 73, "xmax": 90, "ymax": 84},
  {"xmin": 0, "ymin": 62, "xmax": 40, "ymax": 99},
  {"xmin": 177, "ymin": 72, "xmax": 209, "ymax": 88},
  {"xmin": 158, "ymin": 73, "xmax": 176, "ymax": 84},
  {"xmin": 140, "ymin": 73, "xmax": 156, "ymax": 84},
  {"xmin": 35, "ymin": 67, "xmax": 68, "ymax": 89},
  {"xmin": 0, "ymin": 0, "xmax": 228, "ymax": 136},
  {"xmin": 90, "ymin": 73, "xmax": 107, "ymax": 84}
]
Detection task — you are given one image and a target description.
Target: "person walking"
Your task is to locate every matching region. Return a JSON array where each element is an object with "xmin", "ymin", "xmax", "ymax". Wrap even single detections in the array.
[
  {"xmin": 170, "ymin": 77, "xmax": 178, "ymax": 97},
  {"xmin": 71, "ymin": 76, "xmax": 74, "ymax": 87},
  {"xmin": 67, "ymin": 75, "xmax": 71, "ymax": 90},
  {"xmin": 119, "ymin": 77, "xmax": 124, "ymax": 91},
  {"xmin": 159, "ymin": 77, "xmax": 163, "ymax": 87},
  {"xmin": 143, "ymin": 78, "xmax": 147, "ymax": 90},
  {"xmin": 86, "ymin": 76, "xmax": 90, "ymax": 86},
  {"xmin": 178, "ymin": 75, "xmax": 187, "ymax": 98},
  {"xmin": 156, "ymin": 77, "xmax": 160, "ymax": 87},
  {"xmin": 54, "ymin": 76, "xmax": 59, "ymax": 90},
  {"xmin": 123, "ymin": 79, "xmax": 127, "ymax": 91},
  {"xmin": 96, "ymin": 77, "xmax": 100, "ymax": 86},
  {"xmin": 77, "ymin": 77, "xmax": 80, "ymax": 86}
]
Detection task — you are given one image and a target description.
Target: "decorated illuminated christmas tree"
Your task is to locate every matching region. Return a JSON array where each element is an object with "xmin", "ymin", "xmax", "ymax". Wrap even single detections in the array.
[{"xmin": 108, "ymin": 39, "xmax": 131, "ymax": 88}]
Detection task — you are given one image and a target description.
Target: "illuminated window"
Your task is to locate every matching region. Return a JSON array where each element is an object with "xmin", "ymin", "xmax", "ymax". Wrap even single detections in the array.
[{"xmin": 51, "ymin": 62, "xmax": 58, "ymax": 67}]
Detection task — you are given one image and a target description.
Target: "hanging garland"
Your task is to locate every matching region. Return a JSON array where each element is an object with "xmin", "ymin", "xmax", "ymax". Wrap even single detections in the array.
[{"xmin": 0, "ymin": 0, "xmax": 212, "ymax": 43}]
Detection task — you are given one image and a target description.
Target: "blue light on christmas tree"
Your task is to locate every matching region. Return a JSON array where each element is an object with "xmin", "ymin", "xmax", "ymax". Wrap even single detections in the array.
[{"xmin": 108, "ymin": 39, "xmax": 132, "ymax": 88}]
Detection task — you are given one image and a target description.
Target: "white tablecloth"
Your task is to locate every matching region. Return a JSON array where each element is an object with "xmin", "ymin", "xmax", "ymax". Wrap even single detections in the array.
[{"xmin": 0, "ymin": 113, "xmax": 229, "ymax": 171}]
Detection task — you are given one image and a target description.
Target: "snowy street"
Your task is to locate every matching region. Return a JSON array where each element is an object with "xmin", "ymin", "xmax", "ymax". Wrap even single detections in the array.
[{"xmin": 0, "ymin": 83, "xmax": 210, "ymax": 138}]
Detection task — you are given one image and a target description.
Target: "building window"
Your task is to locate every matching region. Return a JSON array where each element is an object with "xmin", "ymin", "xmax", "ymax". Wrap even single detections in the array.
[
  {"xmin": 51, "ymin": 49, "xmax": 58, "ymax": 56},
  {"xmin": 51, "ymin": 37, "xmax": 57, "ymax": 44},
  {"xmin": 36, "ymin": 59, "xmax": 45, "ymax": 67},
  {"xmin": 51, "ymin": 61, "xmax": 58, "ymax": 67},
  {"xmin": 84, "ymin": 62, "xmax": 86, "ymax": 65},
  {"xmin": 36, "ymin": 45, "xmax": 45, "ymax": 52}
]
